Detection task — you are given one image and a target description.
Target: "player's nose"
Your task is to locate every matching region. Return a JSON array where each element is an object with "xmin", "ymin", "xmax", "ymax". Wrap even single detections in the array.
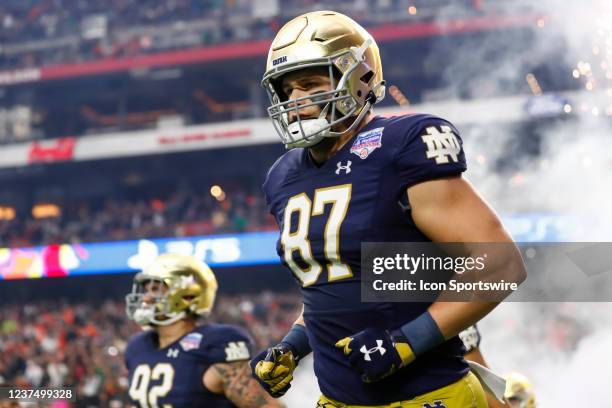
[
  {"xmin": 287, "ymin": 88, "xmax": 309, "ymax": 108},
  {"xmin": 287, "ymin": 91, "xmax": 313, "ymax": 123}
]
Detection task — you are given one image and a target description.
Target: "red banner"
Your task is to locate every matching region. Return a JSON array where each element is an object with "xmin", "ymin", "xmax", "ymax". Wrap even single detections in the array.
[{"xmin": 27, "ymin": 137, "xmax": 76, "ymax": 164}]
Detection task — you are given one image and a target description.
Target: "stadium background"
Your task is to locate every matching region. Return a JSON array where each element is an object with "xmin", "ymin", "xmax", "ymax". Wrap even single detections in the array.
[{"xmin": 1, "ymin": 0, "xmax": 611, "ymax": 406}]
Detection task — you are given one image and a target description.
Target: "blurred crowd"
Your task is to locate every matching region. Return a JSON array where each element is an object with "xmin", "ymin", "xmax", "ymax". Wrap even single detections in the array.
[
  {"xmin": 0, "ymin": 291, "xmax": 302, "ymax": 407},
  {"xmin": 0, "ymin": 294, "xmax": 594, "ymax": 407},
  {"xmin": 0, "ymin": 184, "xmax": 276, "ymax": 248},
  {"xmin": 0, "ymin": 0, "xmax": 486, "ymax": 71},
  {"xmin": 0, "ymin": 0, "xmax": 530, "ymax": 146}
]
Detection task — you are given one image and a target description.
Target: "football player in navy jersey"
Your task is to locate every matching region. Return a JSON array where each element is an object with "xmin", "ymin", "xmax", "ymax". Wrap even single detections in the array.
[
  {"xmin": 251, "ymin": 10, "xmax": 526, "ymax": 408},
  {"xmin": 124, "ymin": 253, "xmax": 283, "ymax": 408}
]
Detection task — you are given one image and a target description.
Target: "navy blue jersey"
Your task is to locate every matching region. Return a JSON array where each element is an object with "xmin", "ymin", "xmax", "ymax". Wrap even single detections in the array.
[
  {"xmin": 125, "ymin": 324, "xmax": 253, "ymax": 408},
  {"xmin": 263, "ymin": 114, "xmax": 470, "ymax": 404}
]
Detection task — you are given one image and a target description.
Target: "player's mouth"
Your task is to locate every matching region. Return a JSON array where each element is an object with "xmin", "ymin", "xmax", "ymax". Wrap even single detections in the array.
[{"xmin": 288, "ymin": 114, "xmax": 318, "ymax": 125}]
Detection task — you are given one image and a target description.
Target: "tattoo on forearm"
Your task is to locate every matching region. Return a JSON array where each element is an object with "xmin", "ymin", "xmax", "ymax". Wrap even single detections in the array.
[{"xmin": 213, "ymin": 361, "xmax": 282, "ymax": 408}]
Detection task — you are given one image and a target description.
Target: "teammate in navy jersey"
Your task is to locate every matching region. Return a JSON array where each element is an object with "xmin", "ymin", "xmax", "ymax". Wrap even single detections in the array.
[
  {"xmin": 250, "ymin": 10, "xmax": 526, "ymax": 408},
  {"xmin": 125, "ymin": 253, "xmax": 283, "ymax": 408}
]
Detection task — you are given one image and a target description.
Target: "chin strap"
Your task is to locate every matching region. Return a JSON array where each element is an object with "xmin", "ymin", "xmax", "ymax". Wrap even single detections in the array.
[
  {"xmin": 326, "ymin": 100, "xmax": 372, "ymax": 138},
  {"xmin": 133, "ymin": 306, "xmax": 155, "ymax": 326},
  {"xmin": 286, "ymin": 118, "xmax": 330, "ymax": 147},
  {"xmin": 133, "ymin": 305, "xmax": 186, "ymax": 327},
  {"xmin": 153, "ymin": 311, "xmax": 186, "ymax": 326},
  {"xmin": 324, "ymin": 79, "xmax": 385, "ymax": 139}
]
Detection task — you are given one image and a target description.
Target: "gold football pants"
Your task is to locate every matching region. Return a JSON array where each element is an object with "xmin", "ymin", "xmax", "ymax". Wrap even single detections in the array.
[{"xmin": 316, "ymin": 372, "xmax": 487, "ymax": 408}]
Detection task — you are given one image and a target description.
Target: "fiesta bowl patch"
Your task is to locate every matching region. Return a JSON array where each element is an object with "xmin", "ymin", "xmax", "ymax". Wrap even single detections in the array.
[
  {"xmin": 350, "ymin": 127, "xmax": 384, "ymax": 159},
  {"xmin": 180, "ymin": 332, "xmax": 203, "ymax": 351}
]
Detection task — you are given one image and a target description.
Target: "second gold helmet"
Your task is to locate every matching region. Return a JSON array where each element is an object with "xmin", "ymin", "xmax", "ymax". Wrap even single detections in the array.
[
  {"xmin": 504, "ymin": 372, "xmax": 537, "ymax": 408},
  {"xmin": 125, "ymin": 253, "xmax": 218, "ymax": 327}
]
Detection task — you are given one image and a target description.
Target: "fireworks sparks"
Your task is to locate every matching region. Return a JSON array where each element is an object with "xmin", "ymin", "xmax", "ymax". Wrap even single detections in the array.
[
  {"xmin": 571, "ymin": 2, "xmax": 612, "ymax": 116},
  {"xmin": 526, "ymin": 73, "xmax": 543, "ymax": 96}
]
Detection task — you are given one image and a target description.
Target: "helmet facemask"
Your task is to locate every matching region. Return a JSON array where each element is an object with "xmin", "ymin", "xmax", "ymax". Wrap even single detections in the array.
[
  {"xmin": 125, "ymin": 273, "xmax": 197, "ymax": 327},
  {"xmin": 262, "ymin": 38, "xmax": 385, "ymax": 149},
  {"xmin": 125, "ymin": 273, "xmax": 206, "ymax": 326}
]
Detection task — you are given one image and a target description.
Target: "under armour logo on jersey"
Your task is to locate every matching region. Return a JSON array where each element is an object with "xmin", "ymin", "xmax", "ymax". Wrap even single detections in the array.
[
  {"xmin": 335, "ymin": 160, "xmax": 352, "ymax": 175},
  {"xmin": 421, "ymin": 125, "xmax": 461, "ymax": 164},
  {"xmin": 423, "ymin": 401, "xmax": 447, "ymax": 408},
  {"xmin": 225, "ymin": 341, "xmax": 250, "ymax": 362},
  {"xmin": 167, "ymin": 348, "xmax": 179, "ymax": 358},
  {"xmin": 360, "ymin": 340, "xmax": 386, "ymax": 361}
]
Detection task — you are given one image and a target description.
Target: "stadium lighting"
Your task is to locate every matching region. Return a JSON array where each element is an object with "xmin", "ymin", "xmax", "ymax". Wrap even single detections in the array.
[
  {"xmin": 0, "ymin": 206, "xmax": 15, "ymax": 221},
  {"xmin": 32, "ymin": 203, "xmax": 61, "ymax": 219},
  {"xmin": 210, "ymin": 185, "xmax": 222, "ymax": 196},
  {"xmin": 210, "ymin": 185, "xmax": 225, "ymax": 201}
]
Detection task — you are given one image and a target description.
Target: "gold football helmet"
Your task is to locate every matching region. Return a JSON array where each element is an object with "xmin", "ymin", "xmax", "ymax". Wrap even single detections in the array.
[
  {"xmin": 262, "ymin": 10, "xmax": 385, "ymax": 149},
  {"xmin": 504, "ymin": 372, "xmax": 537, "ymax": 408},
  {"xmin": 125, "ymin": 253, "xmax": 218, "ymax": 327}
]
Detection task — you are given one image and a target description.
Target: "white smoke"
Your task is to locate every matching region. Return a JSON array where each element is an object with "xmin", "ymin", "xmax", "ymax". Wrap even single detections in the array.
[
  {"xmin": 443, "ymin": 1, "xmax": 612, "ymax": 406},
  {"xmin": 479, "ymin": 302, "xmax": 612, "ymax": 406}
]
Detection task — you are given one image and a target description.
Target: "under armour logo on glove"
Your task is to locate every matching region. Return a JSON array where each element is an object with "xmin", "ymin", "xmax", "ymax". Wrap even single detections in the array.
[
  {"xmin": 335, "ymin": 328, "xmax": 416, "ymax": 383},
  {"xmin": 360, "ymin": 340, "xmax": 386, "ymax": 361},
  {"xmin": 335, "ymin": 160, "xmax": 352, "ymax": 175}
]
